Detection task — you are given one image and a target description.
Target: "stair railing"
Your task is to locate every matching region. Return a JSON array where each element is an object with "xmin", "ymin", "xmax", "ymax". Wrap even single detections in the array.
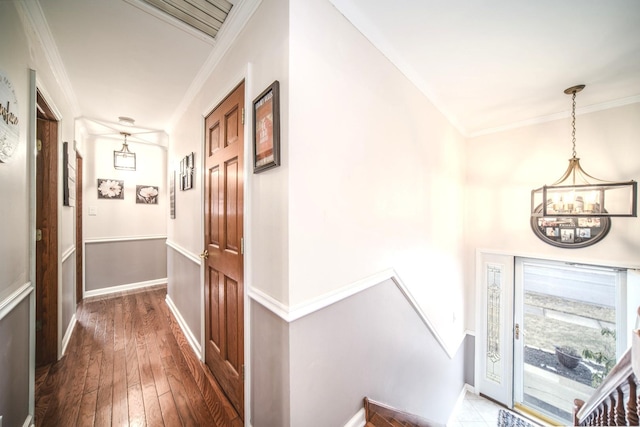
[{"xmin": 574, "ymin": 314, "xmax": 640, "ymax": 426}]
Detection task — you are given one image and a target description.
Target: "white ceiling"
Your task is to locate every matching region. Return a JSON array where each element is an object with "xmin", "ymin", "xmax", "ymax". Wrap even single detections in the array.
[
  {"xmin": 26, "ymin": 0, "xmax": 640, "ymax": 139},
  {"xmin": 330, "ymin": 0, "xmax": 640, "ymax": 136}
]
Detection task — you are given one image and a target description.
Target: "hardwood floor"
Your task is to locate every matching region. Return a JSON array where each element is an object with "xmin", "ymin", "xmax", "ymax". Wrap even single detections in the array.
[{"xmin": 35, "ymin": 285, "xmax": 242, "ymax": 427}]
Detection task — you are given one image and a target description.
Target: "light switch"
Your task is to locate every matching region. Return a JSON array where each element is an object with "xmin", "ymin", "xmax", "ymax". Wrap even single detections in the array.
[{"xmin": 88, "ymin": 206, "xmax": 97, "ymax": 216}]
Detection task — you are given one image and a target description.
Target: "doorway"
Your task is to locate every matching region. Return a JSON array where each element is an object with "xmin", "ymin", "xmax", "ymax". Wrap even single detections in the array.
[
  {"xmin": 76, "ymin": 153, "xmax": 83, "ymax": 304},
  {"xmin": 513, "ymin": 258, "xmax": 626, "ymax": 425},
  {"xmin": 477, "ymin": 254, "xmax": 630, "ymax": 425},
  {"xmin": 35, "ymin": 90, "xmax": 59, "ymax": 366},
  {"xmin": 203, "ymin": 81, "xmax": 245, "ymax": 419}
]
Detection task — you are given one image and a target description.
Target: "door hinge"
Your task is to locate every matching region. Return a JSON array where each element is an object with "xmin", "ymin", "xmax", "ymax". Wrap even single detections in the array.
[
  {"xmin": 515, "ymin": 323, "xmax": 520, "ymax": 340},
  {"xmin": 36, "ymin": 229, "xmax": 42, "ymax": 242},
  {"xmin": 242, "ymin": 365, "xmax": 245, "ymax": 380},
  {"xmin": 241, "ymin": 237, "xmax": 244, "ymax": 255},
  {"xmin": 37, "ymin": 139, "xmax": 42, "ymax": 151},
  {"xmin": 35, "ymin": 320, "xmax": 42, "ymax": 332},
  {"xmin": 241, "ymin": 107, "xmax": 245, "ymax": 125}
]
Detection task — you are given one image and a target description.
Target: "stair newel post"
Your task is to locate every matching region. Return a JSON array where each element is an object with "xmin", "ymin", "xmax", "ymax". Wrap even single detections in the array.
[{"xmin": 574, "ymin": 399, "xmax": 585, "ymax": 426}]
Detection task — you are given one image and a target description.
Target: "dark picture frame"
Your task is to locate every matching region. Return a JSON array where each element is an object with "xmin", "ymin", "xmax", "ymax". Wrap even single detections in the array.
[
  {"xmin": 253, "ymin": 80, "xmax": 280, "ymax": 173},
  {"xmin": 63, "ymin": 141, "xmax": 70, "ymax": 206},
  {"xmin": 179, "ymin": 152, "xmax": 194, "ymax": 191},
  {"xmin": 136, "ymin": 185, "xmax": 159, "ymax": 204},
  {"xmin": 97, "ymin": 178, "xmax": 124, "ymax": 200},
  {"xmin": 531, "ymin": 205, "xmax": 611, "ymax": 248}
]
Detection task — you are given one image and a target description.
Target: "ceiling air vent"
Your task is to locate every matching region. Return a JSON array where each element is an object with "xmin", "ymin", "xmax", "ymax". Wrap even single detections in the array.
[{"xmin": 141, "ymin": 0, "xmax": 233, "ymax": 38}]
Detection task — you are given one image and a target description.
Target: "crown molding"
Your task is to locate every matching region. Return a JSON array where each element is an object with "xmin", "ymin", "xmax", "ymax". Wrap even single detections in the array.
[
  {"xmin": 468, "ymin": 94, "xmax": 640, "ymax": 138},
  {"xmin": 15, "ymin": 0, "xmax": 81, "ymax": 116}
]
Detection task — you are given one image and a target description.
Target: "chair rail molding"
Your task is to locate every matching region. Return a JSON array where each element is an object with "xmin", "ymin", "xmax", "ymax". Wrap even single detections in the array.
[
  {"xmin": 166, "ymin": 239, "xmax": 201, "ymax": 265},
  {"xmin": 0, "ymin": 282, "xmax": 33, "ymax": 321},
  {"xmin": 61, "ymin": 245, "xmax": 75, "ymax": 263},
  {"xmin": 248, "ymin": 269, "xmax": 464, "ymax": 358}
]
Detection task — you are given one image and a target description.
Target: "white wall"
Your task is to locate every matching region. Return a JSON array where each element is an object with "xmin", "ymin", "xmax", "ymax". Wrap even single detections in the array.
[
  {"xmin": 0, "ymin": 12, "xmax": 33, "ymax": 427},
  {"xmin": 288, "ymin": 0, "xmax": 467, "ymax": 351},
  {"xmin": 84, "ymin": 135, "xmax": 167, "ymax": 239},
  {"xmin": 168, "ymin": 0, "xmax": 289, "ymax": 296},
  {"xmin": 1, "ymin": 1, "xmax": 79, "ymax": 423},
  {"xmin": 0, "ymin": 5, "xmax": 30, "ymax": 304},
  {"xmin": 465, "ymin": 103, "xmax": 640, "ymax": 331}
]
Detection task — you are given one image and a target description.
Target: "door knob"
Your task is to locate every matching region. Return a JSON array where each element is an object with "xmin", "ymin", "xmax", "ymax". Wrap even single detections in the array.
[{"xmin": 199, "ymin": 249, "xmax": 209, "ymax": 259}]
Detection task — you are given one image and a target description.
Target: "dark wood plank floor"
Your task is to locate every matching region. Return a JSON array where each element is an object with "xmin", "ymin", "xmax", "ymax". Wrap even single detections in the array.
[{"xmin": 35, "ymin": 285, "xmax": 242, "ymax": 427}]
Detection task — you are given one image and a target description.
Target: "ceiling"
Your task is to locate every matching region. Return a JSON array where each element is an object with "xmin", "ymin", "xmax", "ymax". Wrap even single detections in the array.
[{"xmin": 22, "ymin": 0, "xmax": 640, "ymax": 140}]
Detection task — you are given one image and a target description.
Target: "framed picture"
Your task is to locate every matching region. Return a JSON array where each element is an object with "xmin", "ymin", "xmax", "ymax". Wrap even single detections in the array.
[
  {"xmin": 97, "ymin": 178, "xmax": 124, "ymax": 200},
  {"xmin": 531, "ymin": 205, "xmax": 610, "ymax": 248},
  {"xmin": 136, "ymin": 185, "xmax": 159, "ymax": 204},
  {"xmin": 253, "ymin": 80, "xmax": 280, "ymax": 173},
  {"xmin": 170, "ymin": 170, "xmax": 176, "ymax": 218},
  {"xmin": 180, "ymin": 152, "xmax": 194, "ymax": 190}
]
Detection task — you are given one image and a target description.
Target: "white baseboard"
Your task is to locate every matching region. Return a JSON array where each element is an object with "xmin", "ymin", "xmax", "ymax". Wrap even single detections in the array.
[
  {"xmin": 83, "ymin": 278, "xmax": 167, "ymax": 299},
  {"xmin": 446, "ymin": 383, "xmax": 475, "ymax": 427},
  {"xmin": 23, "ymin": 414, "xmax": 33, "ymax": 427},
  {"xmin": 60, "ymin": 314, "xmax": 77, "ymax": 357},
  {"xmin": 344, "ymin": 407, "xmax": 366, "ymax": 427},
  {"xmin": 165, "ymin": 294, "xmax": 202, "ymax": 360}
]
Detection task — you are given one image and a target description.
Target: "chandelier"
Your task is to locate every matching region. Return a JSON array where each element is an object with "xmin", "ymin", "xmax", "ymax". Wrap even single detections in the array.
[
  {"xmin": 114, "ymin": 132, "xmax": 136, "ymax": 171},
  {"xmin": 531, "ymin": 85, "xmax": 637, "ymax": 217}
]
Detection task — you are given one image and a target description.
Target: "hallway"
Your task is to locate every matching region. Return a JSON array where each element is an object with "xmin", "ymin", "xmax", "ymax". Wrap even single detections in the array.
[{"xmin": 34, "ymin": 286, "xmax": 241, "ymax": 427}]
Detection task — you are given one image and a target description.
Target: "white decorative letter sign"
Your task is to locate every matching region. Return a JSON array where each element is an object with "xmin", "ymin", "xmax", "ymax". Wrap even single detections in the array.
[{"xmin": 0, "ymin": 70, "xmax": 20, "ymax": 163}]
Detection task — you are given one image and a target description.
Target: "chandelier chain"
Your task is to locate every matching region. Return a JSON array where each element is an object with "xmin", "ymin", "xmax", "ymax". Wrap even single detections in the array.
[{"xmin": 571, "ymin": 91, "xmax": 577, "ymax": 158}]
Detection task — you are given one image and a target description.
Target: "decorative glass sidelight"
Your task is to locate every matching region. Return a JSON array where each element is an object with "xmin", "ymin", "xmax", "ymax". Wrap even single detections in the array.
[{"xmin": 486, "ymin": 263, "xmax": 503, "ymax": 384}]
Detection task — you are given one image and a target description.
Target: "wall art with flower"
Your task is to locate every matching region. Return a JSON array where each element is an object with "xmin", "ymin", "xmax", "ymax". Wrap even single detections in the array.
[
  {"xmin": 97, "ymin": 179, "xmax": 124, "ymax": 200},
  {"xmin": 136, "ymin": 185, "xmax": 159, "ymax": 204}
]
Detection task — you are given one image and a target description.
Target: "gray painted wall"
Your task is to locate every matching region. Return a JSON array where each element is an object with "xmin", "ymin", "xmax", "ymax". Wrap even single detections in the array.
[
  {"xmin": 465, "ymin": 334, "xmax": 475, "ymax": 387},
  {"xmin": 250, "ymin": 301, "xmax": 291, "ymax": 427},
  {"xmin": 61, "ymin": 255, "xmax": 76, "ymax": 342},
  {"xmin": 85, "ymin": 238, "xmax": 167, "ymax": 291},
  {"xmin": 288, "ymin": 279, "xmax": 464, "ymax": 427},
  {"xmin": 0, "ymin": 296, "xmax": 31, "ymax": 427},
  {"xmin": 166, "ymin": 246, "xmax": 201, "ymax": 341}
]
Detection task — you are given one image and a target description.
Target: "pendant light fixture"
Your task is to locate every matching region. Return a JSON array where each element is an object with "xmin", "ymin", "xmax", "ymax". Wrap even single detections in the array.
[
  {"xmin": 114, "ymin": 132, "xmax": 136, "ymax": 171},
  {"xmin": 531, "ymin": 85, "xmax": 637, "ymax": 217}
]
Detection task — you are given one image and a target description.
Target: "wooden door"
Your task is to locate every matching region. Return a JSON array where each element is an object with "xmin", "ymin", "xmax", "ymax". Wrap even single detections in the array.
[
  {"xmin": 76, "ymin": 153, "xmax": 83, "ymax": 304},
  {"xmin": 203, "ymin": 81, "xmax": 245, "ymax": 418},
  {"xmin": 36, "ymin": 91, "xmax": 59, "ymax": 366}
]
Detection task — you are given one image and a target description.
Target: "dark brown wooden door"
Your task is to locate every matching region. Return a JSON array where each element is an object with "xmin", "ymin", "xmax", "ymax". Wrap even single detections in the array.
[
  {"xmin": 36, "ymin": 91, "xmax": 59, "ymax": 366},
  {"xmin": 76, "ymin": 153, "xmax": 83, "ymax": 304},
  {"xmin": 203, "ymin": 81, "xmax": 245, "ymax": 418}
]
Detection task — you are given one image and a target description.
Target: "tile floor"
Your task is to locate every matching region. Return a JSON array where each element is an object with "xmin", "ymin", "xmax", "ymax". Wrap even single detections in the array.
[
  {"xmin": 448, "ymin": 392, "xmax": 504, "ymax": 427},
  {"xmin": 448, "ymin": 392, "xmax": 543, "ymax": 427}
]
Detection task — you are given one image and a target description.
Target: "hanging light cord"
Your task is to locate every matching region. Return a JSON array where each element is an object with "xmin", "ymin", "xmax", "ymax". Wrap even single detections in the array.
[{"xmin": 571, "ymin": 90, "xmax": 577, "ymax": 159}]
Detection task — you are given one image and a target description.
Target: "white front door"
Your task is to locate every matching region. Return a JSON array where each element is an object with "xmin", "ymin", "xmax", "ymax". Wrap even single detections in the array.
[{"xmin": 476, "ymin": 252, "xmax": 515, "ymax": 407}]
